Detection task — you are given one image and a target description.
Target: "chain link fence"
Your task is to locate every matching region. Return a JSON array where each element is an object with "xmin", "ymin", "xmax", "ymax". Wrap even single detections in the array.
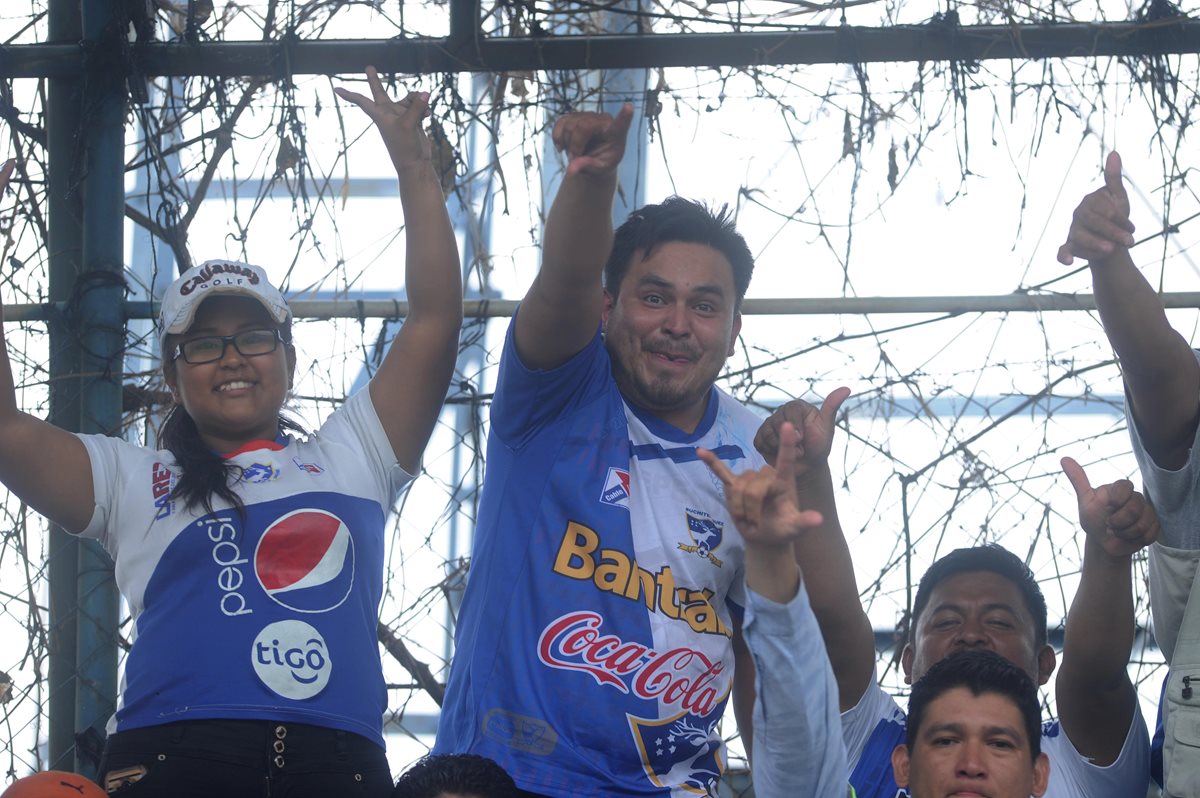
[{"xmin": 3, "ymin": 0, "xmax": 1199, "ymax": 788}]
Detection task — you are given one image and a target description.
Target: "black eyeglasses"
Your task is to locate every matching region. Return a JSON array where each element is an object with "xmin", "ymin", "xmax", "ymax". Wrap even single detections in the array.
[{"xmin": 172, "ymin": 329, "xmax": 285, "ymax": 364}]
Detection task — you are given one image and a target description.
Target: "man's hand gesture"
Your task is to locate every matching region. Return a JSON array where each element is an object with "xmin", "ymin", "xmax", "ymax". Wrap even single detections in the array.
[
  {"xmin": 702, "ymin": 424, "xmax": 823, "ymax": 601},
  {"xmin": 1062, "ymin": 456, "xmax": 1159, "ymax": 558},
  {"xmin": 335, "ymin": 66, "xmax": 432, "ymax": 174},
  {"xmin": 701, "ymin": 423, "xmax": 824, "ymax": 549},
  {"xmin": 552, "ymin": 104, "xmax": 634, "ymax": 179},
  {"xmin": 1057, "ymin": 151, "xmax": 1136, "ymax": 266},
  {"xmin": 754, "ymin": 387, "xmax": 850, "ymax": 482}
]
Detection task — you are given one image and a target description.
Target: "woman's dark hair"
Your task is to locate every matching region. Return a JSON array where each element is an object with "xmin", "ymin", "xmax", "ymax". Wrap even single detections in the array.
[
  {"xmin": 604, "ymin": 196, "xmax": 755, "ymax": 306},
  {"xmin": 159, "ymin": 319, "xmax": 303, "ymax": 517},
  {"xmin": 906, "ymin": 649, "xmax": 1043, "ymax": 762},
  {"xmin": 392, "ymin": 753, "xmax": 517, "ymax": 798}
]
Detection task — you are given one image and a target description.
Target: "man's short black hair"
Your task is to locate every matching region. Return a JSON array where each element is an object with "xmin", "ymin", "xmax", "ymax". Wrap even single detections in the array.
[
  {"xmin": 911, "ymin": 544, "xmax": 1048, "ymax": 648},
  {"xmin": 392, "ymin": 754, "xmax": 518, "ymax": 798},
  {"xmin": 905, "ymin": 649, "xmax": 1043, "ymax": 762},
  {"xmin": 604, "ymin": 197, "xmax": 755, "ymax": 306}
]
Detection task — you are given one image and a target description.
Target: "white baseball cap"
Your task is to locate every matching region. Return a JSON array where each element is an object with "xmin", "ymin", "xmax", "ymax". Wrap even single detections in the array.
[{"xmin": 158, "ymin": 259, "xmax": 291, "ymax": 352}]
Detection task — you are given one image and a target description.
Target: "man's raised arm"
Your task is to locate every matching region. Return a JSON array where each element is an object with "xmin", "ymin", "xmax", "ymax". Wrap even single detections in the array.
[
  {"xmin": 1056, "ymin": 457, "xmax": 1158, "ymax": 766},
  {"xmin": 516, "ymin": 105, "xmax": 633, "ymax": 370},
  {"xmin": 1058, "ymin": 151, "xmax": 1200, "ymax": 470},
  {"xmin": 755, "ymin": 388, "xmax": 877, "ymax": 712}
]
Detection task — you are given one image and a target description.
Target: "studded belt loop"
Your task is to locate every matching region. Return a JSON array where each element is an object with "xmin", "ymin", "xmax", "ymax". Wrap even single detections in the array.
[{"xmin": 273, "ymin": 724, "xmax": 287, "ymax": 768}]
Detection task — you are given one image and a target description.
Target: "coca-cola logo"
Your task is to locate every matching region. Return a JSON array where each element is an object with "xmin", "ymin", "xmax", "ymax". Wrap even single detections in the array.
[{"xmin": 537, "ymin": 611, "xmax": 725, "ymax": 716}]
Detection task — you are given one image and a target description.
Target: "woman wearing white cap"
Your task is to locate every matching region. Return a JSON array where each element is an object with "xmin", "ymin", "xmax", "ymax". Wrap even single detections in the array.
[{"xmin": 0, "ymin": 68, "xmax": 462, "ymax": 797}]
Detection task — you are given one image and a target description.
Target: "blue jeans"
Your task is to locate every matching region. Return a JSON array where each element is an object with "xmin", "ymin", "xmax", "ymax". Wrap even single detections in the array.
[{"xmin": 99, "ymin": 719, "xmax": 392, "ymax": 797}]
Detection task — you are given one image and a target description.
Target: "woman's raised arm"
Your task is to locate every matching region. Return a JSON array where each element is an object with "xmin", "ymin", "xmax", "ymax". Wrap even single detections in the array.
[
  {"xmin": 0, "ymin": 159, "xmax": 95, "ymax": 532},
  {"xmin": 335, "ymin": 69, "xmax": 463, "ymax": 475}
]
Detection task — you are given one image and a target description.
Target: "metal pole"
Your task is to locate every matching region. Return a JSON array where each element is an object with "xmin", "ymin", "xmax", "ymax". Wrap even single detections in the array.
[
  {"xmin": 45, "ymin": 0, "xmax": 83, "ymax": 772},
  {"xmin": 6, "ymin": 21, "xmax": 1200, "ymax": 79},
  {"xmin": 74, "ymin": 0, "xmax": 125, "ymax": 777},
  {"xmin": 3, "ymin": 290, "xmax": 1200, "ymax": 323}
]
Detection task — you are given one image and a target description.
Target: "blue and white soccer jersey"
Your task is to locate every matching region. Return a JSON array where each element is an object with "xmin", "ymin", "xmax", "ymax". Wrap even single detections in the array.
[
  {"xmin": 844, "ymin": 676, "xmax": 1150, "ymax": 797},
  {"xmin": 78, "ymin": 389, "xmax": 410, "ymax": 746},
  {"xmin": 435, "ymin": 324, "xmax": 764, "ymax": 798}
]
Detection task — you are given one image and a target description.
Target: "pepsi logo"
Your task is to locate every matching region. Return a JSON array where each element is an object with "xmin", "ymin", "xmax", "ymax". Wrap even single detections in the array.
[
  {"xmin": 251, "ymin": 620, "xmax": 332, "ymax": 700},
  {"xmin": 254, "ymin": 509, "xmax": 355, "ymax": 614}
]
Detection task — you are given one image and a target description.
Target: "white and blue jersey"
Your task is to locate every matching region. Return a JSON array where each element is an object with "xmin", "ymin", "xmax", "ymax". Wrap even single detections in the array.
[
  {"xmin": 435, "ymin": 322, "xmax": 765, "ymax": 798},
  {"xmin": 844, "ymin": 676, "xmax": 1149, "ymax": 797},
  {"xmin": 78, "ymin": 389, "xmax": 410, "ymax": 747}
]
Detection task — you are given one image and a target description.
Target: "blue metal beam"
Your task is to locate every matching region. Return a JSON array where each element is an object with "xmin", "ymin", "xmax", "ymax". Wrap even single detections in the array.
[
  {"xmin": 74, "ymin": 0, "xmax": 125, "ymax": 777},
  {"xmin": 45, "ymin": 0, "xmax": 83, "ymax": 773},
  {"xmin": 4, "ymin": 21, "xmax": 1200, "ymax": 78}
]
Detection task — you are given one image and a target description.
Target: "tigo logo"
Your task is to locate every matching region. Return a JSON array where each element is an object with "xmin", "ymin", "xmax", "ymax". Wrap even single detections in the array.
[
  {"xmin": 251, "ymin": 619, "xmax": 331, "ymax": 699},
  {"xmin": 254, "ymin": 509, "xmax": 355, "ymax": 613}
]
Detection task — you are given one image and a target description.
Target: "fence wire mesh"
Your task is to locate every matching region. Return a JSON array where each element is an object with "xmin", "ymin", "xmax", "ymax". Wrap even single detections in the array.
[{"xmin": 3, "ymin": 0, "xmax": 1200, "ymax": 789}]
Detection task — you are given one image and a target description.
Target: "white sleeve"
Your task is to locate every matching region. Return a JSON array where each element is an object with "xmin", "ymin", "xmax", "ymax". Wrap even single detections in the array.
[
  {"xmin": 744, "ymin": 585, "xmax": 848, "ymax": 798},
  {"xmin": 75, "ymin": 432, "xmax": 138, "ymax": 553},
  {"xmin": 1126, "ymin": 356, "xmax": 1200, "ymax": 661},
  {"xmin": 313, "ymin": 389, "xmax": 414, "ymax": 504},
  {"xmin": 1126, "ymin": 355, "xmax": 1200, "ymax": 550},
  {"xmin": 841, "ymin": 670, "xmax": 904, "ymax": 765},
  {"xmin": 1041, "ymin": 709, "xmax": 1151, "ymax": 797}
]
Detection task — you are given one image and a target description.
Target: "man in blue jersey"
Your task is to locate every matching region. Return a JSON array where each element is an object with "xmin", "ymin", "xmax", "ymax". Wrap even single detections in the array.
[
  {"xmin": 892, "ymin": 650, "xmax": 1049, "ymax": 798},
  {"xmin": 757, "ymin": 397, "xmax": 1155, "ymax": 796},
  {"xmin": 434, "ymin": 106, "xmax": 837, "ymax": 797}
]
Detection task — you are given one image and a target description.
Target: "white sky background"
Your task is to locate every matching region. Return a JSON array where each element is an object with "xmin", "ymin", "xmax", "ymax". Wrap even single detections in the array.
[{"xmin": 3, "ymin": 0, "xmax": 1200, "ymax": 783}]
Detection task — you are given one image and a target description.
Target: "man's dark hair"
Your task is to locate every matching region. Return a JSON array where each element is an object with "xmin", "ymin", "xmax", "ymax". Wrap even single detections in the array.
[
  {"xmin": 392, "ymin": 754, "xmax": 518, "ymax": 798},
  {"xmin": 905, "ymin": 649, "xmax": 1043, "ymax": 762},
  {"xmin": 911, "ymin": 544, "xmax": 1048, "ymax": 648},
  {"xmin": 604, "ymin": 197, "xmax": 755, "ymax": 305}
]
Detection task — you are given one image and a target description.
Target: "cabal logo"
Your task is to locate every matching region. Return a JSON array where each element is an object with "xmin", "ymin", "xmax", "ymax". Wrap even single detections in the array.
[
  {"xmin": 599, "ymin": 467, "xmax": 630, "ymax": 509},
  {"xmin": 254, "ymin": 509, "xmax": 355, "ymax": 613},
  {"xmin": 241, "ymin": 462, "xmax": 280, "ymax": 484},
  {"xmin": 537, "ymin": 611, "xmax": 726, "ymax": 717},
  {"xmin": 251, "ymin": 620, "xmax": 331, "ymax": 700},
  {"xmin": 629, "ymin": 711, "xmax": 723, "ymax": 794},
  {"xmin": 678, "ymin": 508, "xmax": 724, "ymax": 567},
  {"xmin": 151, "ymin": 462, "xmax": 176, "ymax": 520}
]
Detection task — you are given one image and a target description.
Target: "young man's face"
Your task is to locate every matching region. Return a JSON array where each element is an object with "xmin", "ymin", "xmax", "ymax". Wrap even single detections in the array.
[
  {"xmin": 603, "ymin": 241, "xmax": 742, "ymax": 433},
  {"xmin": 902, "ymin": 571, "xmax": 1056, "ymax": 687},
  {"xmin": 891, "ymin": 687, "xmax": 1050, "ymax": 798}
]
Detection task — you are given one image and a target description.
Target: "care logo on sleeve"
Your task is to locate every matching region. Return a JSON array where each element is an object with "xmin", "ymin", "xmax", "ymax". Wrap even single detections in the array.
[{"xmin": 151, "ymin": 461, "xmax": 177, "ymax": 520}]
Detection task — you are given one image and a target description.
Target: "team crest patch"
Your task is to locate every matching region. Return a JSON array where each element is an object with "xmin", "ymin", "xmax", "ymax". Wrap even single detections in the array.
[
  {"xmin": 628, "ymin": 710, "xmax": 723, "ymax": 794},
  {"xmin": 600, "ymin": 467, "xmax": 631, "ymax": 509},
  {"xmin": 241, "ymin": 462, "xmax": 281, "ymax": 484},
  {"xmin": 678, "ymin": 508, "xmax": 724, "ymax": 567}
]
